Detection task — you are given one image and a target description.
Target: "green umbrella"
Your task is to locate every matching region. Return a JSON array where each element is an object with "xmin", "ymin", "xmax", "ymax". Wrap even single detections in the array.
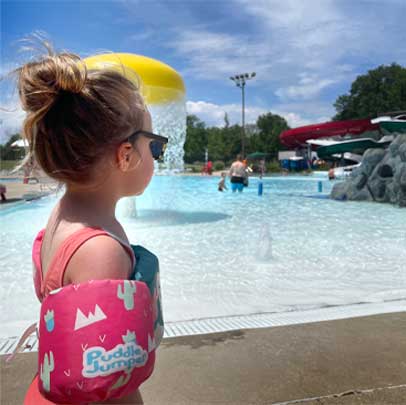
[{"xmin": 246, "ymin": 152, "xmax": 268, "ymax": 160}]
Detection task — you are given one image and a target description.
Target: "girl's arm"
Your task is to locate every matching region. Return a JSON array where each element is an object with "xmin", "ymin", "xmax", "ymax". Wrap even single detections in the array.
[{"xmin": 64, "ymin": 236, "xmax": 133, "ymax": 284}]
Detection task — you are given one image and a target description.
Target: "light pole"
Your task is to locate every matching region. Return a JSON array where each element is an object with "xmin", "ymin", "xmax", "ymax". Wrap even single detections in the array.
[{"xmin": 230, "ymin": 72, "xmax": 256, "ymax": 157}]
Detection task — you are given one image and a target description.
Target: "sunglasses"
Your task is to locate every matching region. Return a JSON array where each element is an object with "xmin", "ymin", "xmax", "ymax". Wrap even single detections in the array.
[{"xmin": 127, "ymin": 130, "xmax": 168, "ymax": 161}]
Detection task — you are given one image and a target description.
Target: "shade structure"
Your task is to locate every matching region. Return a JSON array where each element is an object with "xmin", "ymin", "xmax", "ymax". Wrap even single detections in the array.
[
  {"xmin": 246, "ymin": 152, "xmax": 268, "ymax": 160},
  {"xmin": 11, "ymin": 139, "xmax": 28, "ymax": 148},
  {"xmin": 280, "ymin": 119, "xmax": 379, "ymax": 148}
]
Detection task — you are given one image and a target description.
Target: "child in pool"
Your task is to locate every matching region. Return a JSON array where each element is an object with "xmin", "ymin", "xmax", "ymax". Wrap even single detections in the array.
[
  {"xmin": 16, "ymin": 43, "xmax": 166, "ymax": 404},
  {"xmin": 218, "ymin": 172, "xmax": 228, "ymax": 191}
]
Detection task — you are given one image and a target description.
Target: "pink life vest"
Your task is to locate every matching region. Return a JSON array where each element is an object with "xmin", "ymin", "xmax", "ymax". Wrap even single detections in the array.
[{"xmin": 31, "ymin": 228, "xmax": 160, "ymax": 404}]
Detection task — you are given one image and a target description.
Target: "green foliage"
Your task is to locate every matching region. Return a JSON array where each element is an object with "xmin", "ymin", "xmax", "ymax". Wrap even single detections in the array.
[
  {"xmin": 0, "ymin": 160, "xmax": 20, "ymax": 171},
  {"xmin": 0, "ymin": 134, "xmax": 26, "ymax": 161},
  {"xmin": 333, "ymin": 63, "xmax": 406, "ymax": 120},
  {"xmin": 185, "ymin": 163, "xmax": 204, "ymax": 173},
  {"xmin": 213, "ymin": 161, "xmax": 225, "ymax": 171},
  {"xmin": 250, "ymin": 113, "xmax": 290, "ymax": 158},
  {"xmin": 184, "ymin": 112, "xmax": 290, "ymax": 164},
  {"xmin": 266, "ymin": 160, "xmax": 281, "ymax": 173},
  {"xmin": 184, "ymin": 115, "xmax": 208, "ymax": 163}
]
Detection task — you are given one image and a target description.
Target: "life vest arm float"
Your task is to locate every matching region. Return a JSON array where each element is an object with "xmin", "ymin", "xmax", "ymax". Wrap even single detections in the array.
[
  {"xmin": 130, "ymin": 245, "xmax": 164, "ymax": 347},
  {"xmin": 37, "ymin": 245, "xmax": 163, "ymax": 404}
]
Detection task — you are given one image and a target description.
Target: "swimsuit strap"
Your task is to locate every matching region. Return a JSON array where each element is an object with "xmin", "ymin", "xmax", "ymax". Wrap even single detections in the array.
[{"xmin": 33, "ymin": 227, "xmax": 135, "ymax": 300}]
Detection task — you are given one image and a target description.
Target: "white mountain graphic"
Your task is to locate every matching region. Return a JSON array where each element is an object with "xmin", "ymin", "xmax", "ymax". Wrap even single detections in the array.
[{"xmin": 74, "ymin": 304, "xmax": 107, "ymax": 331}]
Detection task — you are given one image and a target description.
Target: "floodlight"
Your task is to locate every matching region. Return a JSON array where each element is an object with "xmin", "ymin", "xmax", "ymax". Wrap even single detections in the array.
[{"xmin": 228, "ymin": 71, "xmax": 257, "ymax": 157}]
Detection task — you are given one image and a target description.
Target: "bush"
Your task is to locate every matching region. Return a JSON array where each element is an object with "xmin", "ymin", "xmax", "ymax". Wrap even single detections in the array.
[
  {"xmin": 185, "ymin": 163, "xmax": 204, "ymax": 173},
  {"xmin": 213, "ymin": 160, "xmax": 225, "ymax": 171},
  {"xmin": 266, "ymin": 160, "xmax": 281, "ymax": 173}
]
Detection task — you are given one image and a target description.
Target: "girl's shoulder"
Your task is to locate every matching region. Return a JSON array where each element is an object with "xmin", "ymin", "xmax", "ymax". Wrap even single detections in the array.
[
  {"xmin": 64, "ymin": 232, "xmax": 134, "ymax": 284},
  {"xmin": 38, "ymin": 224, "xmax": 134, "ymax": 296}
]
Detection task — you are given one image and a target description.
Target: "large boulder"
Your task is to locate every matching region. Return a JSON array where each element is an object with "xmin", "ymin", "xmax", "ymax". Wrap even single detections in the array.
[
  {"xmin": 358, "ymin": 148, "xmax": 386, "ymax": 176},
  {"xmin": 399, "ymin": 143, "xmax": 406, "ymax": 162},
  {"xmin": 330, "ymin": 134, "xmax": 406, "ymax": 207}
]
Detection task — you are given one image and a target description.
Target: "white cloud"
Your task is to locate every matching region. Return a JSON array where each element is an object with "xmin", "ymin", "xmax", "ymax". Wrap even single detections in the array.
[
  {"xmin": 186, "ymin": 100, "xmax": 318, "ymax": 129},
  {"xmin": 275, "ymin": 76, "xmax": 337, "ymax": 100},
  {"xmin": 0, "ymin": 99, "xmax": 25, "ymax": 144},
  {"xmin": 170, "ymin": 30, "xmax": 272, "ymax": 81},
  {"xmin": 186, "ymin": 100, "xmax": 266, "ymax": 127}
]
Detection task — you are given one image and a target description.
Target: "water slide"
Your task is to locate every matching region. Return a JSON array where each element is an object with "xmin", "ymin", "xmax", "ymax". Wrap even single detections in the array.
[
  {"xmin": 371, "ymin": 114, "xmax": 406, "ymax": 133},
  {"xmin": 280, "ymin": 119, "xmax": 379, "ymax": 149},
  {"xmin": 316, "ymin": 137, "xmax": 393, "ymax": 160}
]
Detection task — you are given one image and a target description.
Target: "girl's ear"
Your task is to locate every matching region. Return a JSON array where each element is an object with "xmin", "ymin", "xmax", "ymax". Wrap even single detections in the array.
[{"xmin": 116, "ymin": 142, "xmax": 133, "ymax": 172}]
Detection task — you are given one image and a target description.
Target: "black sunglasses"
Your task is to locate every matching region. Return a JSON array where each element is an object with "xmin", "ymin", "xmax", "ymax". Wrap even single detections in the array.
[{"xmin": 127, "ymin": 130, "xmax": 168, "ymax": 160}]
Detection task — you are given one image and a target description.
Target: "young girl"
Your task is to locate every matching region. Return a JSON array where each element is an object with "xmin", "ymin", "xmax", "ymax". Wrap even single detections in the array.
[{"xmin": 16, "ymin": 45, "xmax": 166, "ymax": 404}]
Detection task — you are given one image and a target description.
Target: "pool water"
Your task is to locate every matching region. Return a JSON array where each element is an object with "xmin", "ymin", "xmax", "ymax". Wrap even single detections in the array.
[{"xmin": 1, "ymin": 174, "xmax": 406, "ymax": 338}]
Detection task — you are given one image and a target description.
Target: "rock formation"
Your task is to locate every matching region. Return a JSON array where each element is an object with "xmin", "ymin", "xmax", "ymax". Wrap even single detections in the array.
[{"xmin": 331, "ymin": 134, "xmax": 406, "ymax": 207}]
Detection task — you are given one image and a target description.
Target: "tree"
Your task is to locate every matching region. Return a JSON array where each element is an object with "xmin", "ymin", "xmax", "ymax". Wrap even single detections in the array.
[
  {"xmin": 184, "ymin": 112, "xmax": 289, "ymax": 164},
  {"xmin": 0, "ymin": 134, "xmax": 25, "ymax": 161},
  {"xmin": 333, "ymin": 63, "xmax": 406, "ymax": 120},
  {"xmin": 223, "ymin": 113, "xmax": 230, "ymax": 128},
  {"xmin": 251, "ymin": 113, "xmax": 290, "ymax": 158},
  {"xmin": 184, "ymin": 115, "xmax": 208, "ymax": 163}
]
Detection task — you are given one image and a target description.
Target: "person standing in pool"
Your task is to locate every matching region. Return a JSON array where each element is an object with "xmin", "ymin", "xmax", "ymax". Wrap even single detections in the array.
[
  {"xmin": 229, "ymin": 154, "xmax": 248, "ymax": 192},
  {"xmin": 15, "ymin": 43, "xmax": 167, "ymax": 404},
  {"xmin": 218, "ymin": 172, "xmax": 228, "ymax": 191}
]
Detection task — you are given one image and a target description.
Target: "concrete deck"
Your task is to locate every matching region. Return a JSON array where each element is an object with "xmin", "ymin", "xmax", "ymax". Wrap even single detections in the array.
[
  {"xmin": 2, "ymin": 312, "xmax": 406, "ymax": 404},
  {"xmin": 0, "ymin": 179, "xmax": 55, "ymax": 203}
]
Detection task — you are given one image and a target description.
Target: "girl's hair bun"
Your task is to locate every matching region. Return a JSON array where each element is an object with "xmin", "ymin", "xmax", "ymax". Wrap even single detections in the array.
[
  {"xmin": 18, "ymin": 51, "xmax": 87, "ymax": 114},
  {"xmin": 51, "ymin": 53, "xmax": 86, "ymax": 94}
]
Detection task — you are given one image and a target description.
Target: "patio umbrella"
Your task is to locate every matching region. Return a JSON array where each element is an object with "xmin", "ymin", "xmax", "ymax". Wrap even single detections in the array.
[{"xmin": 246, "ymin": 151, "xmax": 268, "ymax": 160}]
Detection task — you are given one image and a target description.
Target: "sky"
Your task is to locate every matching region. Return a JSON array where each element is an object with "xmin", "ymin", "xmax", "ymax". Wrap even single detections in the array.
[{"xmin": 1, "ymin": 0, "xmax": 405, "ymax": 143}]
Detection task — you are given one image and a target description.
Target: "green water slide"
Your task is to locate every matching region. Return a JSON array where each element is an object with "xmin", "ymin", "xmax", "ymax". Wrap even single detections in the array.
[
  {"xmin": 372, "ymin": 114, "xmax": 406, "ymax": 134},
  {"xmin": 317, "ymin": 138, "xmax": 391, "ymax": 159}
]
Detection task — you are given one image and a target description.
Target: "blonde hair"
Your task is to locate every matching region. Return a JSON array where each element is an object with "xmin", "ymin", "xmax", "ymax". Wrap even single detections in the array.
[{"xmin": 15, "ymin": 41, "xmax": 146, "ymax": 184}]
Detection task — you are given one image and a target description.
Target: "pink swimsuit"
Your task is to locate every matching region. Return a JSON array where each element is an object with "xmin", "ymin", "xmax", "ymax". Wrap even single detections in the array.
[{"xmin": 32, "ymin": 227, "xmax": 135, "ymax": 301}]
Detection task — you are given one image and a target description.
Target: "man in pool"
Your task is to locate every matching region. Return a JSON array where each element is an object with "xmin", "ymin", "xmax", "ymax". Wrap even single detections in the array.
[{"xmin": 229, "ymin": 154, "xmax": 247, "ymax": 192}]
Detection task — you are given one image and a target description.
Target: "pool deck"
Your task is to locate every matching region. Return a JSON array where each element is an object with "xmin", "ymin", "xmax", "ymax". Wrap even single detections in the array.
[
  {"xmin": 0, "ymin": 178, "xmax": 55, "ymax": 203},
  {"xmin": 2, "ymin": 312, "xmax": 406, "ymax": 404}
]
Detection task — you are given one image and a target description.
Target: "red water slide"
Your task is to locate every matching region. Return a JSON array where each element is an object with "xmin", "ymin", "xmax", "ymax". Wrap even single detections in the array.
[{"xmin": 279, "ymin": 118, "xmax": 379, "ymax": 148}]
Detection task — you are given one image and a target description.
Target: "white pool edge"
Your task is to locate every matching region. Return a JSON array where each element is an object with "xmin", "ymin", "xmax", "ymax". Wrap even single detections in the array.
[{"xmin": 1, "ymin": 300, "xmax": 405, "ymax": 355}]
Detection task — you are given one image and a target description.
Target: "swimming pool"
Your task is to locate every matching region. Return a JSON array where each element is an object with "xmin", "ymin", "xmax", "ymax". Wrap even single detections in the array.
[{"xmin": 1, "ymin": 174, "xmax": 406, "ymax": 338}]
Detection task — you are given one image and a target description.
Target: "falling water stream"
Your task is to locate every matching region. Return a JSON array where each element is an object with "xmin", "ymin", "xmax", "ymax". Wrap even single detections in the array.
[{"xmin": 123, "ymin": 90, "xmax": 187, "ymax": 218}]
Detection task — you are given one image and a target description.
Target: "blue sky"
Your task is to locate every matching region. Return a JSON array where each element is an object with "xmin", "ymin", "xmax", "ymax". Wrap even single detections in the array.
[{"xmin": 1, "ymin": 0, "xmax": 405, "ymax": 142}]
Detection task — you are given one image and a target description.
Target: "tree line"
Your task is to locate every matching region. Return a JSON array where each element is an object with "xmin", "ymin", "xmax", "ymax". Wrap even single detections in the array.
[{"xmin": 184, "ymin": 112, "xmax": 290, "ymax": 164}]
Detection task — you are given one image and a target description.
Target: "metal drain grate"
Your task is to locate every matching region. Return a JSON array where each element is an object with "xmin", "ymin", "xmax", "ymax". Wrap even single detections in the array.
[{"xmin": 2, "ymin": 300, "xmax": 405, "ymax": 355}]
